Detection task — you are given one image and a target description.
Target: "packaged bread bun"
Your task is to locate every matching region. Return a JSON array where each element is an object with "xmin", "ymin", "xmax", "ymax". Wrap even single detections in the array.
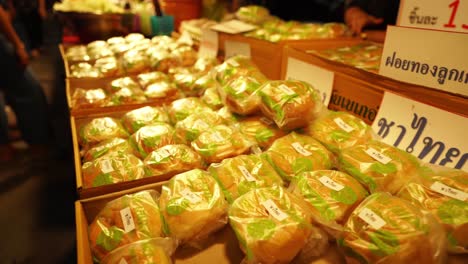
[
  {"xmin": 79, "ymin": 117, "xmax": 129, "ymax": 148},
  {"xmin": 290, "ymin": 170, "xmax": 368, "ymax": 237},
  {"xmin": 193, "ymin": 56, "xmax": 219, "ymax": 74},
  {"xmin": 217, "ymin": 106, "xmax": 241, "ymax": 124},
  {"xmin": 101, "ymin": 237, "xmax": 176, "ymax": 264},
  {"xmin": 65, "ymin": 45, "xmax": 90, "ymax": 62},
  {"xmin": 172, "ymin": 70, "xmax": 200, "ymax": 97},
  {"xmin": 122, "ymin": 106, "xmax": 170, "ymax": 134},
  {"xmin": 307, "ymin": 111, "xmax": 373, "ymax": 153},
  {"xmin": 175, "ymin": 110, "xmax": 226, "ymax": 143},
  {"xmin": 143, "ymin": 79, "xmax": 179, "ymax": 100},
  {"xmin": 191, "ymin": 124, "xmax": 253, "ymax": 164},
  {"xmin": 229, "ymin": 185, "xmax": 328, "ymax": 264},
  {"xmin": 149, "ymin": 50, "xmax": 181, "ymax": 73},
  {"xmin": 70, "ymin": 62, "xmax": 102, "ymax": 78},
  {"xmin": 398, "ymin": 166, "xmax": 468, "ymax": 254},
  {"xmin": 82, "ymin": 152, "xmax": 145, "ymax": 188},
  {"xmin": 159, "ymin": 169, "xmax": 228, "ymax": 246},
  {"xmin": 236, "ymin": 5, "xmax": 270, "ymax": 25},
  {"xmin": 338, "ymin": 140, "xmax": 422, "ymax": 194},
  {"xmin": 172, "ymin": 46, "xmax": 198, "ymax": 67},
  {"xmin": 130, "ymin": 123, "xmax": 178, "ymax": 159},
  {"xmin": 263, "ymin": 132, "xmax": 334, "ymax": 181},
  {"xmin": 214, "ymin": 55, "xmax": 265, "ymax": 85},
  {"xmin": 167, "ymin": 97, "xmax": 211, "ymax": 124},
  {"xmin": 107, "ymin": 36, "xmax": 126, "ymax": 45},
  {"xmin": 71, "ymin": 88, "xmax": 108, "ymax": 109},
  {"xmin": 339, "ymin": 192, "xmax": 446, "ymax": 264},
  {"xmin": 219, "ymin": 75, "xmax": 267, "ymax": 115},
  {"xmin": 109, "ymin": 86, "xmax": 146, "ymax": 106},
  {"xmin": 87, "ymin": 47, "xmax": 114, "ymax": 61},
  {"xmin": 125, "ymin": 33, "xmax": 145, "ymax": 43},
  {"xmin": 201, "ymin": 86, "xmax": 223, "ymax": 110},
  {"xmin": 237, "ymin": 116, "xmax": 286, "ymax": 149},
  {"xmin": 83, "ymin": 138, "xmax": 133, "ymax": 162},
  {"xmin": 108, "ymin": 77, "xmax": 139, "ymax": 92},
  {"xmin": 136, "ymin": 71, "xmax": 170, "ymax": 88},
  {"xmin": 94, "ymin": 57, "xmax": 121, "ymax": 78},
  {"xmin": 258, "ymin": 80, "xmax": 323, "ymax": 130},
  {"xmin": 144, "ymin": 144, "xmax": 205, "ymax": 177},
  {"xmin": 122, "ymin": 49, "xmax": 150, "ymax": 74},
  {"xmin": 88, "ymin": 190, "xmax": 163, "ymax": 261},
  {"xmin": 208, "ymin": 154, "xmax": 284, "ymax": 203}
]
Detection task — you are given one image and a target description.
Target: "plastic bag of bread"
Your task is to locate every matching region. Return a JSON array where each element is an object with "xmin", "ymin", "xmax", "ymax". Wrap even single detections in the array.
[
  {"xmin": 172, "ymin": 70, "xmax": 200, "ymax": 96},
  {"xmin": 109, "ymin": 86, "xmax": 146, "ymax": 106},
  {"xmin": 94, "ymin": 57, "xmax": 121, "ymax": 77},
  {"xmin": 87, "ymin": 40, "xmax": 108, "ymax": 50},
  {"xmin": 167, "ymin": 97, "xmax": 211, "ymax": 124},
  {"xmin": 307, "ymin": 111, "xmax": 373, "ymax": 153},
  {"xmin": 65, "ymin": 45, "xmax": 90, "ymax": 62},
  {"xmin": 149, "ymin": 50, "xmax": 181, "ymax": 73},
  {"xmin": 339, "ymin": 192, "xmax": 446, "ymax": 264},
  {"xmin": 191, "ymin": 74, "xmax": 218, "ymax": 97},
  {"xmin": 79, "ymin": 117, "xmax": 129, "ymax": 148},
  {"xmin": 258, "ymin": 80, "xmax": 324, "ymax": 130},
  {"xmin": 398, "ymin": 165, "xmax": 468, "ymax": 254},
  {"xmin": 108, "ymin": 77, "xmax": 139, "ymax": 92},
  {"xmin": 122, "ymin": 49, "xmax": 150, "ymax": 74},
  {"xmin": 143, "ymin": 79, "xmax": 180, "ymax": 100},
  {"xmin": 87, "ymin": 47, "xmax": 114, "ymax": 61},
  {"xmin": 71, "ymin": 88, "xmax": 108, "ymax": 109},
  {"xmin": 172, "ymin": 45, "xmax": 198, "ymax": 67},
  {"xmin": 191, "ymin": 124, "xmax": 253, "ymax": 164},
  {"xmin": 193, "ymin": 56, "xmax": 218, "ymax": 74},
  {"xmin": 144, "ymin": 144, "xmax": 205, "ymax": 177},
  {"xmin": 136, "ymin": 71, "xmax": 170, "ymax": 88},
  {"xmin": 83, "ymin": 138, "xmax": 133, "ymax": 162},
  {"xmin": 263, "ymin": 132, "xmax": 334, "ymax": 181},
  {"xmin": 124, "ymin": 33, "xmax": 145, "ymax": 43},
  {"xmin": 109, "ymin": 43, "xmax": 132, "ymax": 55},
  {"xmin": 208, "ymin": 154, "xmax": 284, "ymax": 203},
  {"xmin": 217, "ymin": 106, "xmax": 241, "ymax": 124},
  {"xmin": 107, "ymin": 36, "xmax": 126, "ymax": 45},
  {"xmin": 290, "ymin": 170, "xmax": 368, "ymax": 237},
  {"xmin": 236, "ymin": 5, "xmax": 270, "ymax": 24},
  {"xmin": 214, "ymin": 55, "xmax": 264, "ymax": 85},
  {"xmin": 88, "ymin": 190, "xmax": 163, "ymax": 261},
  {"xmin": 338, "ymin": 140, "xmax": 422, "ymax": 194},
  {"xmin": 229, "ymin": 185, "xmax": 328, "ymax": 264},
  {"xmin": 175, "ymin": 109, "xmax": 226, "ymax": 143},
  {"xmin": 159, "ymin": 169, "xmax": 228, "ymax": 246},
  {"xmin": 121, "ymin": 106, "xmax": 170, "ymax": 134},
  {"xmin": 101, "ymin": 237, "xmax": 176, "ymax": 264},
  {"xmin": 219, "ymin": 75, "xmax": 267, "ymax": 115},
  {"xmin": 152, "ymin": 35, "xmax": 174, "ymax": 46},
  {"xmin": 237, "ymin": 116, "xmax": 286, "ymax": 149},
  {"xmin": 129, "ymin": 123, "xmax": 178, "ymax": 159},
  {"xmin": 201, "ymin": 86, "xmax": 223, "ymax": 110},
  {"xmin": 70, "ymin": 62, "xmax": 102, "ymax": 78}
]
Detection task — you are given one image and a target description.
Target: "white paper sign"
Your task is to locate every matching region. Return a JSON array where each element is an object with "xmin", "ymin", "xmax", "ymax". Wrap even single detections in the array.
[
  {"xmin": 238, "ymin": 166, "xmax": 257, "ymax": 182},
  {"xmin": 262, "ymin": 199, "xmax": 288, "ymax": 221},
  {"xmin": 286, "ymin": 57, "xmax": 334, "ymax": 106},
  {"xmin": 210, "ymin": 19, "xmax": 257, "ymax": 34},
  {"xmin": 291, "ymin": 142, "xmax": 312, "ymax": 156},
  {"xmin": 120, "ymin": 207, "xmax": 136, "ymax": 233},
  {"xmin": 372, "ymin": 92, "xmax": 468, "ymax": 172},
  {"xmin": 358, "ymin": 208, "xmax": 386, "ymax": 229},
  {"xmin": 397, "ymin": 0, "xmax": 468, "ymax": 33},
  {"xmin": 198, "ymin": 29, "xmax": 218, "ymax": 59},
  {"xmin": 225, "ymin": 41, "xmax": 251, "ymax": 59},
  {"xmin": 319, "ymin": 176, "xmax": 345, "ymax": 191},
  {"xmin": 430, "ymin": 181, "xmax": 468, "ymax": 201},
  {"xmin": 379, "ymin": 26, "xmax": 468, "ymax": 96}
]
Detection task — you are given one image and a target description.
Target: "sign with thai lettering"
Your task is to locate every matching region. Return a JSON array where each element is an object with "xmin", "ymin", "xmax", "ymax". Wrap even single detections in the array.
[
  {"xmin": 285, "ymin": 57, "xmax": 334, "ymax": 106},
  {"xmin": 397, "ymin": 0, "xmax": 468, "ymax": 33},
  {"xmin": 379, "ymin": 26, "xmax": 468, "ymax": 96},
  {"xmin": 225, "ymin": 41, "xmax": 251, "ymax": 59},
  {"xmin": 198, "ymin": 29, "xmax": 218, "ymax": 58},
  {"xmin": 372, "ymin": 92, "xmax": 468, "ymax": 172}
]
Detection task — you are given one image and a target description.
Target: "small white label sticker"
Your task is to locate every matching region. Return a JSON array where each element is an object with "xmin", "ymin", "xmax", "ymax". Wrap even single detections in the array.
[
  {"xmin": 119, "ymin": 258, "xmax": 128, "ymax": 264},
  {"xmin": 365, "ymin": 148, "xmax": 392, "ymax": 164},
  {"xmin": 319, "ymin": 176, "xmax": 345, "ymax": 191},
  {"xmin": 278, "ymin": 84, "xmax": 296, "ymax": 95},
  {"xmin": 228, "ymin": 60, "xmax": 240, "ymax": 67},
  {"xmin": 430, "ymin": 181, "xmax": 467, "ymax": 201},
  {"xmin": 101, "ymin": 159, "xmax": 114, "ymax": 174},
  {"xmin": 120, "ymin": 207, "xmax": 136, "ymax": 233},
  {"xmin": 211, "ymin": 131, "xmax": 224, "ymax": 142},
  {"xmin": 156, "ymin": 148, "xmax": 172, "ymax": 160},
  {"xmin": 180, "ymin": 188, "xmax": 202, "ymax": 203},
  {"xmin": 334, "ymin": 117, "xmax": 355, "ymax": 133},
  {"xmin": 291, "ymin": 142, "xmax": 312, "ymax": 156},
  {"xmin": 260, "ymin": 117, "xmax": 273, "ymax": 125},
  {"xmin": 194, "ymin": 119, "xmax": 209, "ymax": 129},
  {"xmin": 262, "ymin": 199, "xmax": 288, "ymax": 221},
  {"xmin": 358, "ymin": 208, "xmax": 386, "ymax": 230},
  {"xmin": 238, "ymin": 166, "xmax": 256, "ymax": 182}
]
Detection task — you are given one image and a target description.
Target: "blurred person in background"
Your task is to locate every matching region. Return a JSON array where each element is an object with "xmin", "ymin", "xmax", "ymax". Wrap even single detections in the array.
[{"xmin": 344, "ymin": 0, "xmax": 400, "ymax": 34}]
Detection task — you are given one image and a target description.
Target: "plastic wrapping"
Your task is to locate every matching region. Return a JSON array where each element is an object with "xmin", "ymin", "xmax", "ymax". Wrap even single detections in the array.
[
  {"xmin": 208, "ymin": 154, "xmax": 284, "ymax": 203},
  {"xmin": 172, "ymin": 46, "xmax": 198, "ymax": 67},
  {"xmin": 107, "ymin": 36, "xmax": 126, "ymax": 45},
  {"xmin": 94, "ymin": 57, "xmax": 121, "ymax": 77},
  {"xmin": 193, "ymin": 56, "xmax": 219, "ymax": 74},
  {"xmin": 217, "ymin": 106, "xmax": 241, "ymax": 124},
  {"xmin": 129, "ymin": 123, "xmax": 178, "ymax": 159},
  {"xmin": 79, "ymin": 117, "xmax": 129, "ymax": 148},
  {"xmin": 307, "ymin": 111, "xmax": 373, "ymax": 153},
  {"xmin": 159, "ymin": 169, "xmax": 228, "ymax": 246},
  {"xmin": 121, "ymin": 106, "xmax": 170, "ymax": 134},
  {"xmin": 125, "ymin": 33, "xmax": 145, "ymax": 43},
  {"xmin": 175, "ymin": 110, "xmax": 226, "ymax": 143},
  {"xmin": 65, "ymin": 45, "xmax": 90, "ymax": 62},
  {"xmin": 237, "ymin": 116, "xmax": 286, "ymax": 149},
  {"xmin": 88, "ymin": 190, "xmax": 164, "ymax": 261},
  {"xmin": 201, "ymin": 86, "xmax": 223, "ymax": 110},
  {"xmin": 213, "ymin": 55, "xmax": 264, "ymax": 85},
  {"xmin": 191, "ymin": 124, "xmax": 253, "ymax": 164},
  {"xmin": 143, "ymin": 79, "xmax": 179, "ymax": 100},
  {"xmin": 167, "ymin": 97, "xmax": 211, "ymax": 124},
  {"xmin": 152, "ymin": 35, "xmax": 174, "ymax": 46},
  {"xmin": 144, "ymin": 144, "xmax": 205, "ymax": 177},
  {"xmin": 173, "ymin": 70, "xmax": 201, "ymax": 97},
  {"xmin": 339, "ymin": 192, "xmax": 446, "ymax": 264},
  {"xmin": 71, "ymin": 88, "xmax": 108, "ymax": 109},
  {"xmin": 136, "ymin": 71, "xmax": 170, "ymax": 88},
  {"xmin": 122, "ymin": 49, "xmax": 150, "ymax": 74},
  {"xmin": 109, "ymin": 43, "xmax": 131, "ymax": 55},
  {"xmin": 87, "ymin": 47, "xmax": 114, "ymax": 61},
  {"xmin": 149, "ymin": 49, "xmax": 181, "ymax": 73},
  {"xmin": 338, "ymin": 140, "xmax": 422, "ymax": 194},
  {"xmin": 219, "ymin": 75, "xmax": 267, "ymax": 116},
  {"xmin": 229, "ymin": 185, "xmax": 326, "ymax": 264},
  {"xmin": 83, "ymin": 138, "xmax": 133, "ymax": 162},
  {"xmin": 236, "ymin": 5, "xmax": 270, "ymax": 25},
  {"xmin": 289, "ymin": 170, "xmax": 368, "ymax": 237},
  {"xmin": 108, "ymin": 77, "xmax": 140, "ymax": 92},
  {"xmin": 110, "ymin": 86, "xmax": 146, "ymax": 106},
  {"xmin": 70, "ymin": 62, "xmax": 102, "ymax": 78},
  {"xmin": 397, "ymin": 166, "xmax": 468, "ymax": 254},
  {"xmin": 263, "ymin": 132, "xmax": 334, "ymax": 181},
  {"xmin": 258, "ymin": 80, "xmax": 324, "ymax": 130}
]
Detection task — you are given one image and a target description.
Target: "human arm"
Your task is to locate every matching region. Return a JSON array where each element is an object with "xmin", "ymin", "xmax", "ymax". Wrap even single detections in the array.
[
  {"xmin": 344, "ymin": 0, "xmax": 383, "ymax": 34},
  {"xmin": 0, "ymin": 5, "xmax": 29, "ymax": 67}
]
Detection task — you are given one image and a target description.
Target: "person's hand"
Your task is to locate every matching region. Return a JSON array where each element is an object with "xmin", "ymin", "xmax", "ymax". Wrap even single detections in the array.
[
  {"xmin": 345, "ymin": 6, "xmax": 383, "ymax": 34},
  {"xmin": 15, "ymin": 44, "xmax": 29, "ymax": 68},
  {"xmin": 38, "ymin": 6, "xmax": 47, "ymax": 19}
]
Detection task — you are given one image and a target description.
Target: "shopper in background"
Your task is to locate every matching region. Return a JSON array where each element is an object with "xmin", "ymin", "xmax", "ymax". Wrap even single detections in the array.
[{"xmin": 344, "ymin": 0, "xmax": 400, "ymax": 34}]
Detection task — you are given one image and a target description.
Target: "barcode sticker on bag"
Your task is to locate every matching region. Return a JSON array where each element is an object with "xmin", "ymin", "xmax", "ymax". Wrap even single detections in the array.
[
  {"xmin": 358, "ymin": 208, "xmax": 386, "ymax": 229},
  {"xmin": 365, "ymin": 148, "xmax": 392, "ymax": 164},
  {"xmin": 120, "ymin": 207, "xmax": 136, "ymax": 233},
  {"xmin": 238, "ymin": 166, "xmax": 256, "ymax": 182},
  {"xmin": 334, "ymin": 117, "xmax": 354, "ymax": 133},
  {"xmin": 319, "ymin": 176, "xmax": 345, "ymax": 191},
  {"xmin": 430, "ymin": 181, "xmax": 467, "ymax": 201},
  {"xmin": 262, "ymin": 199, "xmax": 288, "ymax": 221},
  {"xmin": 292, "ymin": 142, "xmax": 312, "ymax": 156}
]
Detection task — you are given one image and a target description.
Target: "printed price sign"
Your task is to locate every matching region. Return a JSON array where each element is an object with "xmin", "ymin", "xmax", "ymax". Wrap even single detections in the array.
[
  {"xmin": 397, "ymin": 0, "xmax": 468, "ymax": 33},
  {"xmin": 372, "ymin": 92, "xmax": 468, "ymax": 172},
  {"xmin": 431, "ymin": 181, "xmax": 468, "ymax": 201},
  {"xmin": 262, "ymin": 199, "xmax": 288, "ymax": 221},
  {"xmin": 120, "ymin": 207, "xmax": 136, "ymax": 233},
  {"xmin": 358, "ymin": 208, "xmax": 386, "ymax": 229},
  {"xmin": 198, "ymin": 29, "xmax": 218, "ymax": 58},
  {"xmin": 319, "ymin": 176, "xmax": 345, "ymax": 191},
  {"xmin": 285, "ymin": 57, "xmax": 334, "ymax": 106},
  {"xmin": 210, "ymin": 19, "xmax": 257, "ymax": 34},
  {"xmin": 225, "ymin": 41, "xmax": 251, "ymax": 59},
  {"xmin": 379, "ymin": 26, "xmax": 468, "ymax": 96}
]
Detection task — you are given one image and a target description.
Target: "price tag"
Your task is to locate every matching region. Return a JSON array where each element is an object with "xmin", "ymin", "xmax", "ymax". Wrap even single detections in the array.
[
  {"xmin": 210, "ymin": 19, "xmax": 257, "ymax": 34},
  {"xmin": 198, "ymin": 29, "xmax": 218, "ymax": 59},
  {"xmin": 278, "ymin": 84, "xmax": 296, "ymax": 95},
  {"xmin": 100, "ymin": 159, "xmax": 114, "ymax": 174},
  {"xmin": 120, "ymin": 207, "xmax": 136, "ymax": 233},
  {"xmin": 397, "ymin": 0, "xmax": 468, "ymax": 33},
  {"xmin": 430, "ymin": 181, "xmax": 468, "ymax": 201},
  {"xmin": 365, "ymin": 148, "xmax": 392, "ymax": 164},
  {"xmin": 372, "ymin": 92, "xmax": 468, "ymax": 172},
  {"xmin": 211, "ymin": 131, "xmax": 224, "ymax": 142},
  {"xmin": 358, "ymin": 208, "xmax": 386, "ymax": 229},
  {"xmin": 119, "ymin": 258, "xmax": 128, "ymax": 264},
  {"xmin": 285, "ymin": 57, "xmax": 334, "ymax": 106},
  {"xmin": 180, "ymin": 188, "xmax": 202, "ymax": 203},
  {"xmin": 334, "ymin": 117, "xmax": 355, "ymax": 133},
  {"xmin": 379, "ymin": 26, "xmax": 468, "ymax": 96},
  {"xmin": 262, "ymin": 199, "xmax": 288, "ymax": 221},
  {"xmin": 319, "ymin": 176, "xmax": 345, "ymax": 191},
  {"xmin": 225, "ymin": 41, "xmax": 251, "ymax": 59},
  {"xmin": 238, "ymin": 166, "xmax": 257, "ymax": 182},
  {"xmin": 291, "ymin": 142, "xmax": 312, "ymax": 156}
]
